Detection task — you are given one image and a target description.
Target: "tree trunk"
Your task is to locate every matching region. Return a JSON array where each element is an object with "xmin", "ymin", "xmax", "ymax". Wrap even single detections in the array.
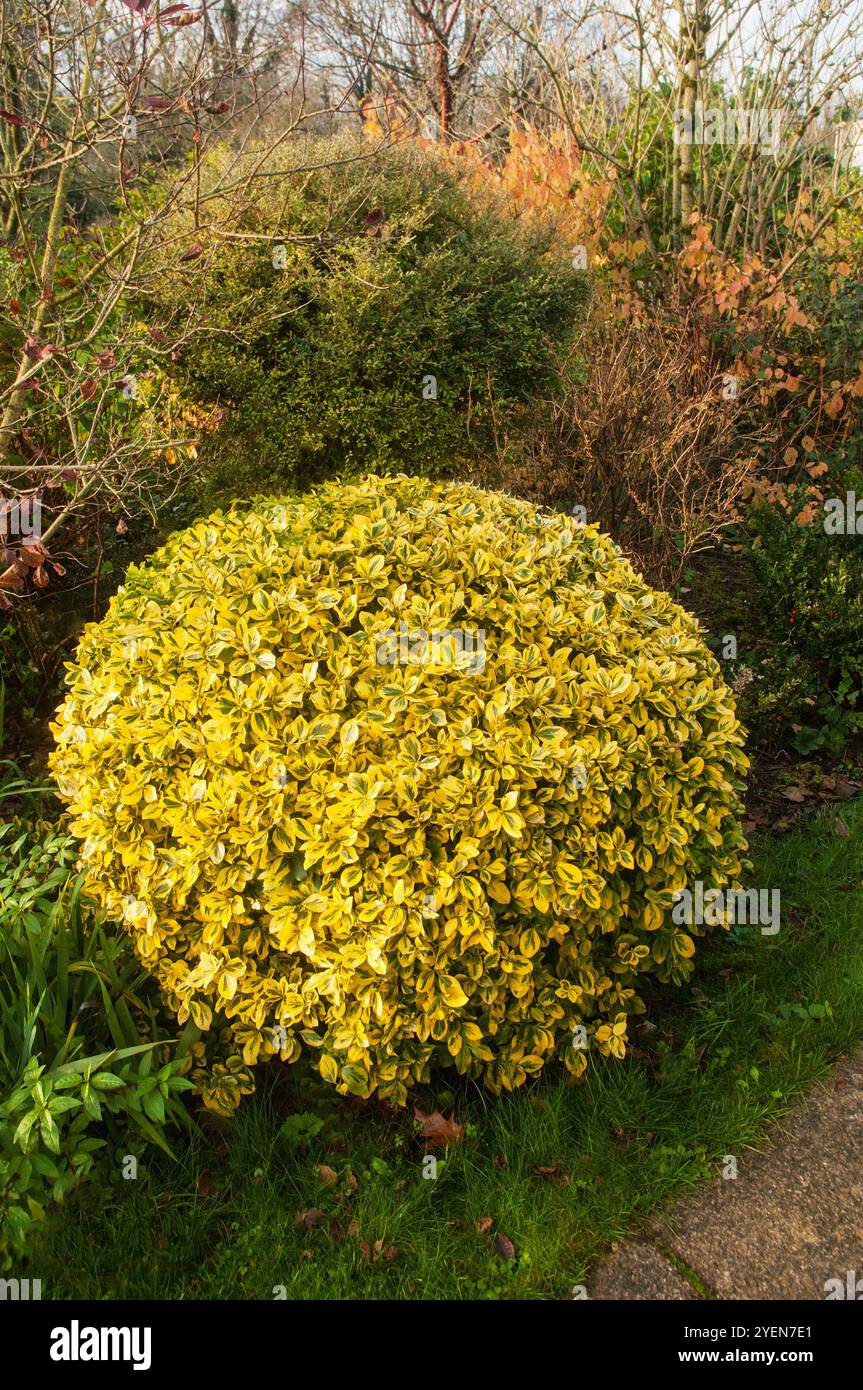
[{"xmin": 434, "ymin": 35, "xmax": 454, "ymax": 137}]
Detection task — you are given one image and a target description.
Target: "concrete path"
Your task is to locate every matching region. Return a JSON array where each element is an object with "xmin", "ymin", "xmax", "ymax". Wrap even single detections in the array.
[{"xmin": 589, "ymin": 1049, "xmax": 863, "ymax": 1300}]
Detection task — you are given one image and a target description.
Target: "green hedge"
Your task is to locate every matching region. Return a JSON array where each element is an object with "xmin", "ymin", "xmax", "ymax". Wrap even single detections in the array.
[{"xmin": 140, "ymin": 136, "xmax": 589, "ymax": 501}]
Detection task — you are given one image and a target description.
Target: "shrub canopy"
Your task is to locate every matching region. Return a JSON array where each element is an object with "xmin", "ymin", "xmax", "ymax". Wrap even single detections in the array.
[
  {"xmin": 51, "ymin": 476, "xmax": 749, "ymax": 1113},
  {"xmin": 139, "ymin": 137, "xmax": 588, "ymax": 501}
]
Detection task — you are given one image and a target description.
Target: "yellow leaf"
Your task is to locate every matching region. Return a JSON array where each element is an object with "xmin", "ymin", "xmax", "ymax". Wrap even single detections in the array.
[{"xmin": 440, "ymin": 975, "xmax": 469, "ymax": 1008}]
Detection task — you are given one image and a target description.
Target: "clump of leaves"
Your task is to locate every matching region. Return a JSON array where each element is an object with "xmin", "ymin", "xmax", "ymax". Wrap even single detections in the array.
[{"xmin": 276, "ymin": 1113, "xmax": 325, "ymax": 1150}]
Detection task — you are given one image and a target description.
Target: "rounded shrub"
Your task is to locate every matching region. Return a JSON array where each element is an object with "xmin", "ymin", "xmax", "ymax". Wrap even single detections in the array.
[
  {"xmin": 51, "ymin": 476, "xmax": 749, "ymax": 1113},
  {"xmin": 137, "ymin": 136, "xmax": 589, "ymax": 502}
]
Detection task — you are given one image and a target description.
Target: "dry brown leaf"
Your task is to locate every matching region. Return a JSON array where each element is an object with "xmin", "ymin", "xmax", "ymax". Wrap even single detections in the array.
[
  {"xmin": 196, "ymin": 1169, "xmax": 216, "ymax": 1197},
  {"xmin": 532, "ymin": 1164, "xmax": 570, "ymax": 1184},
  {"xmin": 414, "ymin": 1106, "xmax": 464, "ymax": 1149},
  {"xmin": 494, "ymin": 1232, "xmax": 516, "ymax": 1261},
  {"xmin": 293, "ymin": 1207, "xmax": 324, "ymax": 1229}
]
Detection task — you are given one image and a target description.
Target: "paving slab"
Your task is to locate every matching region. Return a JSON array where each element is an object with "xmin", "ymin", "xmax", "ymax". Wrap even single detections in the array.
[
  {"xmin": 650, "ymin": 1050, "xmax": 863, "ymax": 1299},
  {"xmin": 590, "ymin": 1240, "xmax": 697, "ymax": 1300},
  {"xmin": 588, "ymin": 1050, "xmax": 863, "ymax": 1300}
]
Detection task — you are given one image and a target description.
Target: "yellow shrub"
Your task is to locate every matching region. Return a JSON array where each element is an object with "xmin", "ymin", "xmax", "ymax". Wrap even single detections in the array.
[{"xmin": 50, "ymin": 475, "xmax": 749, "ymax": 1112}]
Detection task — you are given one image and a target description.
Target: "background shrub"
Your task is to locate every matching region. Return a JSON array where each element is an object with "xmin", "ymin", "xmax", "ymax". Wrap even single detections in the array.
[
  {"xmin": 492, "ymin": 297, "xmax": 760, "ymax": 586},
  {"xmin": 139, "ymin": 136, "xmax": 589, "ymax": 502},
  {"xmin": 731, "ymin": 485, "xmax": 863, "ymax": 754},
  {"xmin": 51, "ymin": 476, "xmax": 749, "ymax": 1112}
]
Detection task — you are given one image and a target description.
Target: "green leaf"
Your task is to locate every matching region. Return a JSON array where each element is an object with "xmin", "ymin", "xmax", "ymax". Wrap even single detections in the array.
[
  {"xmin": 141, "ymin": 1088, "xmax": 165, "ymax": 1124},
  {"xmin": 49, "ymin": 1095, "xmax": 83, "ymax": 1114},
  {"xmin": 13, "ymin": 1111, "xmax": 37, "ymax": 1148},
  {"xmin": 90, "ymin": 1071, "xmax": 127, "ymax": 1091},
  {"xmin": 82, "ymin": 1091, "xmax": 102, "ymax": 1122},
  {"xmin": 39, "ymin": 1112, "xmax": 61, "ymax": 1154},
  {"xmin": 30, "ymin": 1152, "xmax": 60, "ymax": 1179}
]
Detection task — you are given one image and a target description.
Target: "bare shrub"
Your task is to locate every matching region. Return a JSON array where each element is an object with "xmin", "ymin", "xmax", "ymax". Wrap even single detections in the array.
[{"xmin": 488, "ymin": 296, "xmax": 761, "ymax": 587}]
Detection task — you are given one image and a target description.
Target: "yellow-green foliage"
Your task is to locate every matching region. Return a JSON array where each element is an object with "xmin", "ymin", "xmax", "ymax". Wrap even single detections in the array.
[{"xmin": 51, "ymin": 476, "xmax": 749, "ymax": 1113}]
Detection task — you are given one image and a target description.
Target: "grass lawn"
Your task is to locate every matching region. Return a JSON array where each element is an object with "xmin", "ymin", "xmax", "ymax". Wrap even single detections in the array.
[{"xmin": 27, "ymin": 798, "xmax": 863, "ymax": 1301}]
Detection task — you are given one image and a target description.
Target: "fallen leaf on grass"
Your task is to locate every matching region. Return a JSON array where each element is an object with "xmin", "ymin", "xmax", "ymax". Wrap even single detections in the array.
[
  {"xmin": 781, "ymin": 786, "xmax": 807, "ymax": 803},
  {"xmin": 316, "ymin": 1164, "xmax": 338, "ymax": 1186},
  {"xmin": 494, "ymin": 1232, "xmax": 516, "ymax": 1261},
  {"xmin": 414, "ymin": 1106, "xmax": 464, "ymax": 1149},
  {"xmin": 834, "ymin": 815, "xmax": 850, "ymax": 838},
  {"xmin": 357, "ymin": 1236, "xmax": 398, "ymax": 1264},
  {"xmin": 196, "ymin": 1169, "xmax": 217, "ymax": 1197},
  {"xmin": 476, "ymin": 1216, "xmax": 493, "ymax": 1234},
  {"xmin": 532, "ymin": 1165, "xmax": 570, "ymax": 1185},
  {"xmin": 493, "ymin": 1153, "xmax": 507, "ymax": 1170},
  {"xmin": 293, "ymin": 1207, "xmax": 325, "ymax": 1229}
]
